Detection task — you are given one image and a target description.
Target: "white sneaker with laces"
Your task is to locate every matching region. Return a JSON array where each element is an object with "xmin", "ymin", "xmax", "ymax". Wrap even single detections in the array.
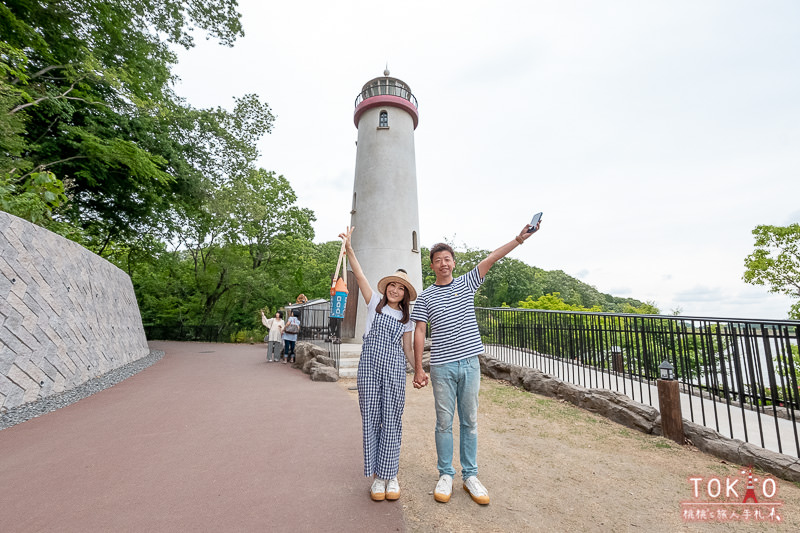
[
  {"xmin": 370, "ymin": 478, "xmax": 386, "ymax": 501},
  {"xmin": 386, "ymin": 477, "xmax": 400, "ymax": 500},
  {"xmin": 463, "ymin": 476, "xmax": 490, "ymax": 504},
  {"xmin": 434, "ymin": 474, "xmax": 453, "ymax": 503}
]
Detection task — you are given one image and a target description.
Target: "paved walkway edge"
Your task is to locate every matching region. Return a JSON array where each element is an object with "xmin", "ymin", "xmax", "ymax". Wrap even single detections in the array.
[{"xmin": 0, "ymin": 349, "xmax": 164, "ymax": 430}]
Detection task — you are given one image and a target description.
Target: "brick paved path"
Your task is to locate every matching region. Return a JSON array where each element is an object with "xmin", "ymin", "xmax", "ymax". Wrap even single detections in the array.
[{"xmin": 0, "ymin": 341, "xmax": 403, "ymax": 532}]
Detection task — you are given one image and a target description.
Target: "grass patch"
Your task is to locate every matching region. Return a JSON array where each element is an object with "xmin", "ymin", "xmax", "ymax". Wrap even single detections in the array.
[
  {"xmin": 482, "ymin": 379, "xmax": 599, "ymax": 426},
  {"xmin": 707, "ymin": 463, "xmax": 734, "ymax": 476},
  {"xmin": 635, "ymin": 436, "xmax": 677, "ymax": 451}
]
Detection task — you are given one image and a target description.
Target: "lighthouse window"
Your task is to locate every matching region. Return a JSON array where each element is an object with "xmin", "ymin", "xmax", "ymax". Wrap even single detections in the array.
[
  {"xmin": 351, "ymin": 192, "xmax": 357, "ymax": 214},
  {"xmin": 412, "ymin": 231, "xmax": 419, "ymax": 252},
  {"xmin": 379, "ymin": 111, "xmax": 389, "ymax": 128}
]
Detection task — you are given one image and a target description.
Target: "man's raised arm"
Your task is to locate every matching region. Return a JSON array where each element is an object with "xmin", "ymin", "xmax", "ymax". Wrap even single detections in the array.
[{"xmin": 478, "ymin": 222, "xmax": 541, "ymax": 278}]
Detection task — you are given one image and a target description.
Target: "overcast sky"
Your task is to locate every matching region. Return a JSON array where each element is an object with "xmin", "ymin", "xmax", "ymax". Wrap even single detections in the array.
[{"xmin": 172, "ymin": 0, "xmax": 800, "ymax": 320}]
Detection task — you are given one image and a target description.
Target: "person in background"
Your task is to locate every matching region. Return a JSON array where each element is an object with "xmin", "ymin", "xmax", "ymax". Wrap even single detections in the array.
[
  {"xmin": 282, "ymin": 310, "xmax": 300, "ymax": 363},
  {"xmin": 260, "ymin": 310, "xmax": 285, "ymax": 363},
  {"xmin": 340, "ymin": 227, "xmax": 423, "ymax": 503},
  {"xmin": 294, "ymin": 293, "xmax": 308, "ymax": 324}
]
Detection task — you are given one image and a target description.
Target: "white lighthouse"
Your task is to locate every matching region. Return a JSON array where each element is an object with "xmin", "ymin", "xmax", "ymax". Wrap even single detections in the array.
[{"xmin": 346, "ymin": 69, "xmax": 422, "ymax": 340}]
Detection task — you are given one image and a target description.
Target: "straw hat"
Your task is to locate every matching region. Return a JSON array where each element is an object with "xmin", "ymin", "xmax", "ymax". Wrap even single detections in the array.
[{"xmin": 377, "ymin": 269, "xmax": 418, "ymax": 301}]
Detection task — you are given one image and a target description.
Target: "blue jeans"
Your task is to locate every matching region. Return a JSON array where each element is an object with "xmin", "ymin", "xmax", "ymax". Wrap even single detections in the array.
[
  {"xmin": 430, "ymin": 356, "xmax": 480, "ymax": 479},
  {"xmin": 283, "ymin": 340, "xmax": 296, "ymax": 359}
]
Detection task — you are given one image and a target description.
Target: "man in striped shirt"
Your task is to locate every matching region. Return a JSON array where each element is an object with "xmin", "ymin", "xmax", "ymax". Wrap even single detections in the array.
[{"xmin": 411, "ymin": 222, "xmax": 540, "ymax": 505}]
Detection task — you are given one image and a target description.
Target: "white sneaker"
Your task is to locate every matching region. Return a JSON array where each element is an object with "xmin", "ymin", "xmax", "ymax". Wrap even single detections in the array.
[
  {"xmin": 370, "ymin": 478, "xmax": 386, "ymax": 501},
  {"xmin": 463, "ymin": 476, "xmax": 490, "ymax": 504},
  {"xmin": 434, "ymin": 474, "xmax": 453, "ymax": 503},
  {"xmin": 386, "ymin": 477, "xmax": 400, "ymax": 500}
]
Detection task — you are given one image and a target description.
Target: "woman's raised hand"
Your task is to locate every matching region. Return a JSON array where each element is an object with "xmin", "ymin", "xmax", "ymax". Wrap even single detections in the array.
[{"xmin": 338, "ymin": 226, "xmax": 354, "ymax": 247}]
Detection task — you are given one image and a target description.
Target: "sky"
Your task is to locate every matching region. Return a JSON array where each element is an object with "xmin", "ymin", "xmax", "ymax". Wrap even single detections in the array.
[{"xmin": 171, "ymin": 0, "xmax": 800, "ymax": 320}]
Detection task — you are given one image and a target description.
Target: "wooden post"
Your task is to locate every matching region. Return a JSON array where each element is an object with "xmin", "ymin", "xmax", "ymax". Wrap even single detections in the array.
[
  {"xmin": 611, "ymin": 349, "xmax": 624, "ymax": 373},
  {"xmin": 657, "ymin": 379, "xmax": 684, "ymax": 444}
]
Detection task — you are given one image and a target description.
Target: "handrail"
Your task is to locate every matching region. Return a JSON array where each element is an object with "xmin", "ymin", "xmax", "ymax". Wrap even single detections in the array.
[
  {"xmin": 354, "ymin": 85, "xmax": 418, "ymax": 109},
  {"xmin": 476, "ymin": 307, "xmax": 800, "ymax": 457}
]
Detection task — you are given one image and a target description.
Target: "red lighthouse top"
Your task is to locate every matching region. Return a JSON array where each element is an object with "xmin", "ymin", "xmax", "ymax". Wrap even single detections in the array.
[{"xmin": 354, "ymin": 71, "xmax": 419, "ymax": 129}]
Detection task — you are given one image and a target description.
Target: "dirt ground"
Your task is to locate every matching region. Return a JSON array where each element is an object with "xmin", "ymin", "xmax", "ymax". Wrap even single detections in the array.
[{"xmin": 338, "ymin": 375, "xmax": 800, "ymax": 532}]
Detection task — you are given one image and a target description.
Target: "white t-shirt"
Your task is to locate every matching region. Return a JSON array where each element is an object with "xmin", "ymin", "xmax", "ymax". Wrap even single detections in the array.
[{"xmin": 364, "ymin": 292, "xmax": 415, "ymax": 336}]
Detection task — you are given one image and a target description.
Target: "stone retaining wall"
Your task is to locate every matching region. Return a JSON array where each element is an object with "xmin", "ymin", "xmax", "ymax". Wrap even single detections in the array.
[{"xmin": 0, "ymin": 212, "xmax": 150, "ymax": 412}]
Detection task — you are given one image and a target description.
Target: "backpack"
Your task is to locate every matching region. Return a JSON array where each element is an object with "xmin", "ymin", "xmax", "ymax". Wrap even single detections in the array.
[{"xmin": 284, "ymin": 319, "xmax": 300, "ymax": 335}]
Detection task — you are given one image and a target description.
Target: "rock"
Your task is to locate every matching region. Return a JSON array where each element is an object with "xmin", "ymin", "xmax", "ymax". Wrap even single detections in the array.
[
  {"xmin": 683, "ymin": 422, "xmax": 800, "ymax": 482},
  {"xmin": 310, "ymin": 362, "xmax": 339, "ymax": 382},
  {"xmin": 578, "ymin": 389, "xmax": 658, "ymax": 434},
  {"xmin": 479, "ymin": 355, "xmax": 659, "ymax": 434},
  {"xmin": 295, "ymin": 342, "xmax": 328, "ymax": 369},
  {"xmin": 683, "ymin": 421, "xmax": 738, "ymax": 458},
  {"xmin": 315, "ymin": 355, "xmax": 336, "ymax": 368}
]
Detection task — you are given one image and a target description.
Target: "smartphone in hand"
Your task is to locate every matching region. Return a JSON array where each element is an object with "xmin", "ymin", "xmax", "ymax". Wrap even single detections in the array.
[{"xmin": 527, "ymin": 212, "xmax": 543, "ymax": 233}]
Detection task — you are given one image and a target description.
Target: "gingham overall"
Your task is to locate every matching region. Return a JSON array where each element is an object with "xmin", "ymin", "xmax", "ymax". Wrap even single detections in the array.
[{"xmin": 357, "ymin": 311, "xmax": 406, "ymax": 479}]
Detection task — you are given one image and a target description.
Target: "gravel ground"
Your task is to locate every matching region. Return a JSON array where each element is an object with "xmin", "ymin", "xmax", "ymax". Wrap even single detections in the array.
[{"xmin": 0, "ymin": 349, "xmax": 164, "ymax": 431}]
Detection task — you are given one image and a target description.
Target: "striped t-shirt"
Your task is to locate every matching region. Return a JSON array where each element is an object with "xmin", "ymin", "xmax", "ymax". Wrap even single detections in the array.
[{"xmin": 410, "ymin": 266, "xmax": 485, "ymax": 365}]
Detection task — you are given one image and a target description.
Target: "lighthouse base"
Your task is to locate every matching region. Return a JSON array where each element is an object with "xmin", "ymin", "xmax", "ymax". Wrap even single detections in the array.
[{"xmin": 338, "ymin": 344, "xmax": 362, "ymax": 379}]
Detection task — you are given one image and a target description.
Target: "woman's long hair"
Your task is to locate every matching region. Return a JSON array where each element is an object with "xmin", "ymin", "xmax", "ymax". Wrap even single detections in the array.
[{"xmin": 376, "ymin": 284, "xmax": 411, "ymax": 323}]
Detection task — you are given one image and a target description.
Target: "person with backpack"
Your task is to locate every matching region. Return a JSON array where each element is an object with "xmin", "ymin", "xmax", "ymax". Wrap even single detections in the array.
[{"xmin": 282, "ymin": 310, "xmax": 301, "ymax": 363}]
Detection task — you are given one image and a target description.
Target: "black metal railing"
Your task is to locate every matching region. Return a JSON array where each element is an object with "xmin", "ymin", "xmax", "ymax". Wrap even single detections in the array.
[
  {"xmin": 476, "ymin": 307, "xmax": 800, "ymax": 457},
  {"xmin": 143, "ymin": 300, "xmax": 341, "ymax": 367},
  {"xmin": 143, "ymin": 324, "xmax": 237, "ymax": 343},
  {"xmin": 354, "ymin": 83, "xmax": 418, "ymax": 109},
  {"xmin": 285, "ymin": 300, "xmax": 341, "ymax": 368}
]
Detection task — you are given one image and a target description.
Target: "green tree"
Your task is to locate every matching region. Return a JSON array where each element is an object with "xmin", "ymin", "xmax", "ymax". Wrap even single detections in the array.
[
  {"xmin": 1, "ymin": 43, "xmax": 70, "ymax": 223},
  {"xmin": 420, "ymin": 243, "xmax": 654, "ymax": 312},
  {"xmin": 619, "ymin": 301, "xmax": 661, "ymax": 314},
  {"xmin": 516, "ymin": 292, "xmax": 602, "ymax": 312},
  {"xmin": 0, "ymin": 1, "xmax": 272, "ymax": 251},
  {"xmin": 743, "ymin": 224, "xmax": 800, "ymax": 319},
  {"xmin": 166, "ymin": 169, "xmax": 315, "ymax": 325}
]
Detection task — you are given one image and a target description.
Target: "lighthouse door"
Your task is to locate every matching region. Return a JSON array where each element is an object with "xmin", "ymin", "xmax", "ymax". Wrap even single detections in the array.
[{"xmin": 341, "ymin": 269, "xmax": 359, "ymax": 339}]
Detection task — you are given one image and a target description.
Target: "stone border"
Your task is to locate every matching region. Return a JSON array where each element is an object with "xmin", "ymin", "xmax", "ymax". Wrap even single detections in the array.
[
  {"xmin": 294, "ymin": 342, "xmax": 338, "ymax": 381},
  {"xmin": 0, "ymin": 349, "xmax": 164, "ymax": 431},
  {"xmin": 479, "ymin": 355, "xmax": 800, "ymax": 483}
]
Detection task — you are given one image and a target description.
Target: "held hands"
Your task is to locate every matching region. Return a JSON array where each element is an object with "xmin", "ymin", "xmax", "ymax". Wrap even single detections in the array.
[{"xmin": 413, "ymin": 371, "xmax": 429, "ymax": 389}]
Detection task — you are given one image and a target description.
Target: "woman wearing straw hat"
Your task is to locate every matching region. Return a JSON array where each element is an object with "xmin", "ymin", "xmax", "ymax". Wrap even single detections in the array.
[{"xmin": 339, "ymin": 227, "xmax": 425, "ymax": 502}]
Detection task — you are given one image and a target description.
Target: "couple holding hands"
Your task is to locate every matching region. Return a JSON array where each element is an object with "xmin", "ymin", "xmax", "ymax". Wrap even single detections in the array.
[{"xmin": 341, "ymin": 218, "xmax": 541, "ymax": 505}]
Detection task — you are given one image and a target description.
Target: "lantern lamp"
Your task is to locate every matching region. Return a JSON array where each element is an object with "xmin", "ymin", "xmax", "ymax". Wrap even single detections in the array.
[{"xmin": 659, "ymin": 360, "xmax": 675, "ymax": 381}]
